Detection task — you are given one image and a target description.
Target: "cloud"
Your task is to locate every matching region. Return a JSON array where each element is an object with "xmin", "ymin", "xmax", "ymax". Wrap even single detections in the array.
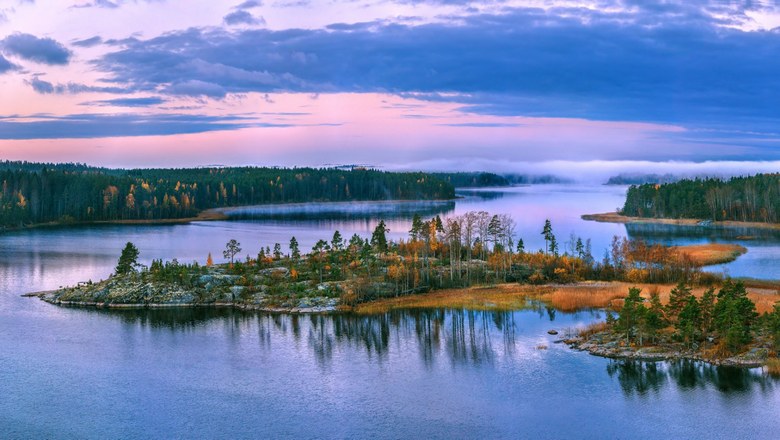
[
  {"xmin": 26, "ymin": 75, "xmax": 130, "ymax": 94},
  {"xmin": 162, "ymin": 79, "xmax": 227, "ymax": 98},
  {"xmin": 71, "ymin": 0, "xmax": 120, "ymax": 8},
  {"xmin": 29, "ymin": 75, "xmax": 56, "ymax": 93},
  {"xmin": 0, "ymin": 54, "xmax": 18, "ymax": 73},
  {"xmin": 91, "ymin": 5, "xmax": 780, "ymax": 140},
  {"xmin": 235, "ymin": 0, "xmax": 262, "ymax": 8},
  {"xmin": 223, "ymin": 10, "xmax": 266, "ymax": 26},
  {"xmin": 72, "ymin": 36, "xmax": 103, "ymax": 47},
  {"xmin": 82, "ymin": 96, "xmax": 166, "ymax": 107},
  {"xmin": 1, "ymin": 33, "xmax": 72, "ymax": 65},
  {"xmin": 0, "ymin": 113, "xmax": 277, "ymax": 139}
]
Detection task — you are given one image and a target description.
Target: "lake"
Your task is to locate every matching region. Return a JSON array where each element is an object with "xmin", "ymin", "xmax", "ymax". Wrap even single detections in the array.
[{"xmin": 1, "ymin": 184, "xmax": 779, "ymax": 438}]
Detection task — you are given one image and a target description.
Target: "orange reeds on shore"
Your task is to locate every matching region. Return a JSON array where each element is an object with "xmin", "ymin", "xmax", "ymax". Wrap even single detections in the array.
[
  {"xmin": 541, "ymin": 283, "xmax": 626, "ymax": 312},
  {"xmin": 671, "ymin": 243, "xmax": 747, "ymax": 266},
  {"xmin": 578, "ymin": 321, "xmax": 610, "ymax": 338},
  {"xmin": 767, "ymin": 359, "xmax": 780, "ymax": 377},
  {"xmin": 352, "ymin": 281, "xmax": 780, "ymax": 315}
]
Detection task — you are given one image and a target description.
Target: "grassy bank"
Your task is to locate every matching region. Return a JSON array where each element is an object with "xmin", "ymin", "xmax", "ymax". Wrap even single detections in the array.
[{"xmin": 353, "ymin": 280, "xmax": 780, "ymax": 315}]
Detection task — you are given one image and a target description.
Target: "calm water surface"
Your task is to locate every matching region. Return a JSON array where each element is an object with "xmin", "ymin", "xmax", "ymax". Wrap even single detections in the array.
[{"xmin": 2, "ymin": 184, "xmax": 779, "ymax": 439}]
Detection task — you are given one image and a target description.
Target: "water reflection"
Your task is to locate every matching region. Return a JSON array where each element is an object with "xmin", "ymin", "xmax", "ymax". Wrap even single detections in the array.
[
  {"xmin": 626, "ymin": 222, "xmax": 780, "ymax": 242},
  {"xmin": 223, "ymin": 200, "xmax": 456, "ymax": 221},
  {"xmin": 607, "ymin": 360, "xmax": 775, "ymax": 396},
  {"xmin": 77, "ymin": 306, "xmax": 778, "ymax": 397}
]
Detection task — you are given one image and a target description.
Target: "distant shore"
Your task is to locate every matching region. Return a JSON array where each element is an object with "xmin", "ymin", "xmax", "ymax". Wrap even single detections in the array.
[
  {"xmin": 583, "ymin": 211, "xmax": 780, "ymax": 231},
  {"xmin": 0, "ymin": 208, "xmax": 229, "ymax": 233}
]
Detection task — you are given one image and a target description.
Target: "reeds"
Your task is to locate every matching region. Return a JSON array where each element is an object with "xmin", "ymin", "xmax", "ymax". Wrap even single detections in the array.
[
  {"xmin": 578, "ymin": 321, "xmax": 609, "ymax": 338},
  {"xmin": 765, "ymin": 358, "xmax": 780, "ymax": 377},
  {"xmin": 542, "ymin": 284, "xmax": 625, "ymax": 312}
]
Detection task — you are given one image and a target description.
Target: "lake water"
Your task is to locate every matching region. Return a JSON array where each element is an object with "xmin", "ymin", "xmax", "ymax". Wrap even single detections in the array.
[{"xmin": 2, "ymin": 184, "xmax": 779, "ymax": 438}]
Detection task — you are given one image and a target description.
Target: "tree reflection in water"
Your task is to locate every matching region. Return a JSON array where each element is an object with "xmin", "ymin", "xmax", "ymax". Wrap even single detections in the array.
[
  {"xmin": 86, "ymin": 306, "xmax": 777, "ymax": 395},
  {"xmin": 607, "ymin": 359, "xmax": 776, "ymax": 396}
]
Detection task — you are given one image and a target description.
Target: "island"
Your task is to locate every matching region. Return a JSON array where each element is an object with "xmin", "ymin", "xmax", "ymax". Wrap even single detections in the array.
[{"xmin": 27, "ymin": 211, "xmax": 780, "ymax": 372}]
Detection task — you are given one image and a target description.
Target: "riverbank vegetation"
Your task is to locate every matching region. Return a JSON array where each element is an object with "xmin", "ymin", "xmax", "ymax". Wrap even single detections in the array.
[
  {"xmin": 569, "ymin": 280, "xmax": 780, "ymax": 366},
  {"xmin": 0, "ymin": 161, "xmax": 454, "ymax": 228},
  {"xmin": 622, "ymin": 173, "xmax": 780, "ymax": 223}
]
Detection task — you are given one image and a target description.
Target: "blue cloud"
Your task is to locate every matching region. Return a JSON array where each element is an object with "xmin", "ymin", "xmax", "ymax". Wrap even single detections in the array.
[
  {"xmin": 79, "ymin": 4, "xmax": 779, "ymax": 145},
  {"xmin": 0, "ymin": 113, "xmax": 284, "ymax": 139},
  {"xmin": 224, "ymin": 10, "xmax": 266, "ymax": 26},
  {"xmin": 82, "ymin": 97, "xmax": 166, "ymax": 107},
  {"xmin": 27, "ymin": 75, "xmax": 129, "ymax": 94},
  {"xmin": 235, "ymin": 0, "xmax": 263, "ymax": 9},
  {"xmin": 0, "ymin": 54, "xmax": 18, "ymax": 73},
  {"xmin": 72, "ymin": 36, "xmax": 103, "ymax": 47},
  {"xmin": 2, "ymin": 33, "xmax": 72, "ymax": 65}
]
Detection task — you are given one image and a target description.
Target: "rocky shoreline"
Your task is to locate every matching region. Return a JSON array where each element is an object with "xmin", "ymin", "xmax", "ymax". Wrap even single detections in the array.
[
  {"xmin": 563, "ymin": 330, "xmax": 771, "ymax": 368},
  {"xmin": 28, "ymin": 267, "xmax": 341, "ymax": 314}
]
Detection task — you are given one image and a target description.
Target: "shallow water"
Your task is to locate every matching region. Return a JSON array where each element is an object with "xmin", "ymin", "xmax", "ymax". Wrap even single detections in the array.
[{"xmin": 1, "ymin": 184, "xmax": 779, "ymax": 438}]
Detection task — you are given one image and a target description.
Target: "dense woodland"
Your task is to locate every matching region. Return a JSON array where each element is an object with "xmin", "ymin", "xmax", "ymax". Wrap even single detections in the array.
[
  {"xmin": 0, "ymin": 161, "xmax": 455, "ymax": 228},
  {"xmin": 622, "ymin": 173, "xmax": 780, "ymax": 222}
]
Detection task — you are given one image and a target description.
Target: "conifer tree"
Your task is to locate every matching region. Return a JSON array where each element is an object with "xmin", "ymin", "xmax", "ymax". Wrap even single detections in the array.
[{"xmin": 115, "ymin": 242, "xmax": 139, "ymax": 275}]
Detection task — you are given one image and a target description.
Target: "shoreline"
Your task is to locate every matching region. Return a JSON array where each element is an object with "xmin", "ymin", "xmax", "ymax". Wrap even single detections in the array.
[
  {"xmin": 563, "ymin": 331, "xmax": 769, "ymax": 368},
  {"xmin": 583, "ymin": 211, "xmax": 780, "ymax": 231},
  {"xmin": 0, "ymin": 208, "xmax": 229, "ymax": 232},
  {"xmin": 0, "ymin": 195, "xmax": 465, "ymax": 233},
  {"xmin": 26, "ymin": 280, "xmax": 778, "ymax": 369}
]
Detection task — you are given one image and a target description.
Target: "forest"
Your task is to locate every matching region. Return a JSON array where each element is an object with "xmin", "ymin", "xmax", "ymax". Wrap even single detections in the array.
[
  {"xmin": 0, "ymin": 161, "xmax": 455, "ymax": 228},
  {"xmin": 622, "ymin": 173, "xmax": 780, "ymax": 222}
]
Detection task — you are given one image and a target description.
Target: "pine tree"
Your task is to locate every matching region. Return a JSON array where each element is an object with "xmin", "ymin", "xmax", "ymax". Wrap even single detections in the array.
[
  {"xmin": 618, "ymin": 287, "xmax": 645, "ymax": 343},
  {"xmin": 409, "ymin": 214, "xmax": 423, "ymax": 241},
  {"xmin": 713, "ymin": 280, "xmax": 757, "ymax": 352},
  {"xmin": 644, "ymin": 290, "xmax": 666, "ymax": 343},
  {"xmin": 289, "ymin": 236, "xmax": 301, "ymax": 261},
  {"xmin": 541, "ymin": 219, "xmax": 553, "ymax": 254},
  {"xmin": 331, "ymin": 230, "xmax": 344, "ymax": 251},
  {"xmin": 273, "ymin": 243, "xmax": 282, "ymax": 260},
  {"xmin": 115, "ymin": 242, "xmax": 139, "ymax": 275},
  {"xmin": 371, "ymin": 220, "xmax": 389, "ymax": 253},
  {"xmin": 699, "ymin": 287, "xmax": 715, "ymax": 334},
  {"xmin": 666, "ymin": 282, "xmax": 692, "ymax": 323},
  {"xmin": 677, "ymin": 295, "xmax": 702, "ymax": 347},
  {"xmin": 223, "ymin": 239, "xmax": 241, "ymax": 265}
]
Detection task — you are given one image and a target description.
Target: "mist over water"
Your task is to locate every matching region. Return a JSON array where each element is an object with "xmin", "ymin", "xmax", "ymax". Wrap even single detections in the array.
[{"xmin": 390, "ymin": 160, "xmax": 780, "ymax": 184}]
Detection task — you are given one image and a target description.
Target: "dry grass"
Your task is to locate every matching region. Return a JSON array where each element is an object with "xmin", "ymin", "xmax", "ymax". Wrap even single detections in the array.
[
  {"xmin": 352, "ymin": 284, "xmax": 537, "ymax": 314},
  {"xmin": 671, "ymin": 243, "xmax": 747, "ymax": 266},
  {"xmin": 579, "ymin": 321, "xmax": 609, "ymax": 338},
  {"xmin": 767, "ymin": 358, "xmax": 780, "ymax": 377},
  {"xmin": 542, "ymin": 283, "xmax": 626, "ymax": 312},
  {"xmin": 352, "ymin": 281, "xmax": 780, "ymax": 315}
]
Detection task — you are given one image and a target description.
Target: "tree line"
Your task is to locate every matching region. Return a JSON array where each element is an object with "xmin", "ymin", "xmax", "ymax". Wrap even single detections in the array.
[
  {"xmin": 614, "ymin": 280, "xmax": 779, "ymax": 354},
  {"xmin": 0, "ymin": 162, "xmax": 455, "ymax": 228},
  {"xmin": 622, "ymin": 173, "xmax": 780, "ymax": 223}
]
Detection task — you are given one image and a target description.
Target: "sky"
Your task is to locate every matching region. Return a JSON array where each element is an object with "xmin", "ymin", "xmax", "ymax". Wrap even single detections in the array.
[{"xmin": 1, "ymin": 0, "xmax": 780, "ymax": 175}]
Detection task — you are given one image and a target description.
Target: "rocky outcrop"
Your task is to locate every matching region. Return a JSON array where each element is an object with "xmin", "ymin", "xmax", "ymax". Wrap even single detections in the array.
[
  {"xmin": 565, "ymin": 330, "xmax": 771, "ymax": 368},
  {"xmin": 35, "ymin": 267, "xmax": 340, "ymax": 313}
]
